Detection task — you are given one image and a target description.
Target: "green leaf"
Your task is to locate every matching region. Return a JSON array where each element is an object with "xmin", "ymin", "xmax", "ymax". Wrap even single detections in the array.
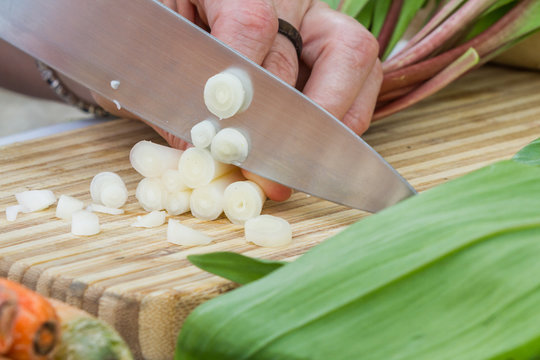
[
  {"xmin": 319, "ymin": 0, "xmax": 341, "ymax": 10},
  {"xmin": 371, "ymin": 0, "xmax": 392, "ymax": 37},
  {"xmin": 188, "ymin": 252, "xmax": 285, "ymax": 285},
  {"xmin": 342, "ymin": 0, "xmax": 370, "ymax": 17},
  {"xmin": 382, "ymin": 0, "xmax": 428, "ymax": 59},
  {"xmin": 513, "ymin": 138, "xmax": 540, "ymax": 167},
  {"xmin": 355, "ymin": 0, "xmax": 375, "ymax": 29},
  {"xmin": 464, "ymin": 2, "xmax": 517, "ymax": 41},
  {"xmin": 176, "ymin": 159, "xmax": 540, "ymax": 360}
]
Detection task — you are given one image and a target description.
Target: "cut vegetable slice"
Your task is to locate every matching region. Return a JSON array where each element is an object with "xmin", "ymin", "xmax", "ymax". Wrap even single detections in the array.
[
  {"xmin": 165, "ymin": 190, "xmax": 191, "ymax": 216},
  {"xmin": 56, "ymin": 195, "xmax": 84, "ymax": 220},
  {"xmin": 190, "ymin": 171, "xmax": 244, "ymax": 221},
  {"xmin": 71, "ymin": 210, "xmax": 100, "ymax": 236},
  {"xmin": 135, "ymin": 178, "xmax": 167, "ymax": 212},
  {"xmin": 223, "ymin": 181, "xmax": 266, "ymax": 225},
  {"xmin": 191, "ymin": 120, "xmax": 217, "ymax": 149},
  {"xmin": 178, "ymin": 148, "xmax": 234, "ymax": 188},
  {"xmin": 210, "ymin": 128, "xmax": 249, "ymax": 164},
  {"xmin": 16, "ymin": 189, "xmax": 56, "ymax": 213},
  {"xmin": 90, "ymin": 172, "xmax": 128, "ymax": 209},
  {"xmin": 167, "ymin": 219, "xmax": 214, "ymax": 246},
  {"xmin": 161, "ymin": 169, "xmax": 189, "ymax": 193},
  {"xmin": 86, "ymin": 204, "xmax": 125, "ymax": 215},
  {"xmin": 204, "ymin": 71, "xmax": 248, "ymax": 119},
  {"xmin": 131, "ymin": 210, "xmax": 167, "ymax": 228},
  {"xmin": 244, "ymin": 215, "xmax": 292, "ymax": 247},
  {"xmin": 5, "ymin": 205, "xmax": 22, "ymax": 221},
  {"xmin": 130, "ymin": 140, "xmax": 184, "ymax": 178}
]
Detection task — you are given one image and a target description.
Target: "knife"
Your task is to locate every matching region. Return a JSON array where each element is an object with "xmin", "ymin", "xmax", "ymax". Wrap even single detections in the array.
[{"xmin": 0, "ymin": 0, "xmax": 416, "ymax": 212}]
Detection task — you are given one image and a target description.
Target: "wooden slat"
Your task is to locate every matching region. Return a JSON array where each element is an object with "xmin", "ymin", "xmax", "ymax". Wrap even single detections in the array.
[{"xmin": 1, "ymin": 66, "xmax": 540, "ymax": 360}]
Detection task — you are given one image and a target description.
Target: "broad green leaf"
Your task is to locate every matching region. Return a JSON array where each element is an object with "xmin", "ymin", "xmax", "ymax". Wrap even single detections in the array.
[
  {"xmin": 513, "ymin": 138, "xmax": 540, "ymax": 167},
  {"xmin": 383, "ymin": 0, "xmax": 428, "ymax": 59},
  {"xmin": 319, "ymin": 0, "xmax": 341, "ymax": 10},
  {"xmin": 371, "ymin": 0, "xmax": 392, "ymax": 37},
  {"xmin": 188, "ymin": 252, "xmax": 285, "ymax": 285},
  {"xmin": 355, "ymin": 0, "xmax": 375, "ymax": 29},
  {"xmin": 176, "ymin": 159, "xmax": 540, "ymax": 359},
  {"xmin": 342, "ymin": 0, "xmax": 370, "ymax": 17}
]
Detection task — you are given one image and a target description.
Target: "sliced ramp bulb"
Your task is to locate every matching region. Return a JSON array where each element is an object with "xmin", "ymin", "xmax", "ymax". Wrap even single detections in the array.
[
  {"xmin": 131, "ymin": 210, "xmax": 166, "ymax": 228},
  {"xmin": 90, "ymin": 172, "xmax": 128, "ymax": 209},
  {"xmin": 56, "ymin": 195, "xmax": 84, "ymax": 220},
  {"xmin": 71, "ymin": 210, "xmax": 100, "ymax": 236},
  {"xmin": 167, "ymin": 219, "xmax": 214, "ymax": 246},
  {"xmin": 16, "ymin": 190, "xmax": 56, "ymax": 213},
  {"xmin": 211, "ymin": 128, "xmax": 249, "ymax": 164},
  {"xmin": 165, "ymin": 191, "xmax": 191, "ymax": 216},
  {"xmin": 204, "ymin": 71, "xmax": 251, "ymax": 119},
  {"xmin": 6, "ymin": 205, "xmax": 22, "ymax": 222},
  {"xmin": 245, "ymin": 215, "xmax": 292, "ymax": 247},
  {"xmin": 161, "ymin": 169, "xmax": 189, "ymax": 193},
  {"xmin": 136, "ymin": 178, "xmax": 167, "ymax": 212},
  {"xmin": 86, "ymin": 204, "xmax": 125, "ymax": 215},
  {"xmin": 178, "ymin": 147, "xmax": 234, "ymax": 188},
  {"xmin": 223, "ymin": 181, "xmax": 266, "ymax": 225},
  {"xmin": 191, "ymin": 120, "xmax": 217, "ymax": 149},
  {"xmin": 190, "ymin": 171, "xmax": 244, "ymax": 221},
  {"xmin": 130, "ymin": 140, "xmax": 183, "ymax": 178}
]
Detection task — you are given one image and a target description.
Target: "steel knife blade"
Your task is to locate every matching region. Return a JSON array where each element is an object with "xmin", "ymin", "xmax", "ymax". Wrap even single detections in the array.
[{"xmin": 0, "ymin": 0, "xmax": 416, "ymax": 212}]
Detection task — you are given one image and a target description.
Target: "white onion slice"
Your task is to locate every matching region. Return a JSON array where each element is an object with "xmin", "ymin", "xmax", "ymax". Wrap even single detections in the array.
[
  {"xmin": 90, "ymin": 172, "xmax": 128, "ymax": 208},
  {"xmin": 136, "ymin": 178, "xmax": 167, "ymax": 212},
  {"xmin": 110, "ymin": 80, "xmax": 120, "ymax": 89},
  {"xmin": 191, "ymin": 120, "xmax": 217, "ymax": 149},
  {"xmin": 161, "ymin": 169, "xmax": 189, "ymax": 193},
  {"xmin": 71, "ymin": 210, "xmax": 100, "ymax": 236},
  {"xmin": 131, "ymin": 210, "xmax": 166, "ymax": 228},
  {"xmin": 223, "ymin": 181, "xmax": 266, "ymax": 225},
  {"xmin": 6, "ymin": 205, "xmax": 22, "ymax": 222},
  {"xmin": 204, "ymin": 72, "xmax": 249, "ymax": 119},
  {"xmin": 210, "ymin": 128, "xmax": 249, "ymax": 164},
  {"xmin": 165, "ymin": 191, "xmax": 191, "ymax": 216},
  {"xmin": 178, "ymin": 147, "xmax": 234, "ymax": 188},
  {"xmin": 16, "ymin": 190, "xmax": 56, "ymax": 213},
  {"xmin": 244, "ymin": 215, "xmax": 292, "ymax": 247},
  {"xmin": 130, "ymin": 140, "xmax": 183, "ymax": 178},
  {"xmin": 56, "ymin": 195, "xmax": 84, "ymax": 220},
  {"xmin": 190, "ymin": 171, "xmax": 244, "ymax": 221},
  {"xmin": 86, "ymin": 203, "xmax": 125, "ymax": 215},
  {"xmin": 167, "ymin": 219, "xmax": 213, "ymax": 246}
]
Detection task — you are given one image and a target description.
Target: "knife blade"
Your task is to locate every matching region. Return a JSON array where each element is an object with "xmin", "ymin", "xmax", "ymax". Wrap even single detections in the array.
[{"xmin": 0, "ymin": 0, "xmax": 416, "ymax": 212}]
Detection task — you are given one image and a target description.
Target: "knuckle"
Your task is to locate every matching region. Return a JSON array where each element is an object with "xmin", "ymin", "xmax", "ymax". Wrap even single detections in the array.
[
  {"xmin": 264, "ymin": 45, "xmax": 298, "ymax": 85},
  {"xmin": 343, "ymin": 111, "xmax": 372, "ymax": 135},
  {"xmin": 229, "ymin": 1, "xmax": 277, "ymax": 42},
  {"xmin": 329, "ymin": 17, "xmax": 379, "ymax": 70}
]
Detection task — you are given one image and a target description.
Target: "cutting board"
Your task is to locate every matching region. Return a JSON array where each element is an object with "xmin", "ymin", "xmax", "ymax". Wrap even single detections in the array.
[{"xmin": 1, "ymin": 65, "xmax": 540, "ymax": 360}]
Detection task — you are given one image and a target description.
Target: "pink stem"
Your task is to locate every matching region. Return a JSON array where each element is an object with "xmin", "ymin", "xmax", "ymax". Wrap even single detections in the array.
[
  {"xmin": 377, "ymin": 84, "xmax": 419, "ymax": 103},
  {"xmin": 377, "ymin": 0, "xmax": 403, "ymax": 58},
  {"xmin": 383, "ymin": 0, "xmax": 498, "ymax": 72},
  {"xmin": 374, "ymin": 48, "xmax": 479, "ymax": 121}
]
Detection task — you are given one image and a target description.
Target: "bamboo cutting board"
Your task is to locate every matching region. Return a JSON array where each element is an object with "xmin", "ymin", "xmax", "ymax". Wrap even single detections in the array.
[{"xmin": 1, "ymin": 65, "xmax": 540, "ymax": 360}]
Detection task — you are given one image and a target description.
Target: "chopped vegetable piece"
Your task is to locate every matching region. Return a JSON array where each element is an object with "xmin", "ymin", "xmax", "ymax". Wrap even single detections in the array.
[
  {"xmin": 223, "ymin": 181, "xmax": 266, "ymax": 225},
  {"xmin": 131, "ymin": 210, "xmax": 167, "ymax": 228},
  {"xmin": 161, "ymin": 169, "xmax": 189, "ymax": 193},
  {"xmin": 178, "ymin": 148, "xmax": 234, "ymax": 188},
  {"xmin": 135, "ymin": 178, "xmax": 167, "ymax": 212},
  {"xmin": 86, "ymin": 204, "xmax": 125, "ymax": 215},
  {"xmin": 5, "ymin": 205, "xmax": 22, "ymax": 221},
  {"xmin": 15, "ymin": 189, "xmax": 56, "ymax": 213},
  {"xmin": 204, "ymin": 71, "xmax": 248, "ymax": 119},
  {"xmin": 167, "ymin": 219, "xmax": 214, "ymax": 246},
  {"xmin": 71, "ymin": 210, "xmax": 100, "ymax": 236},
  {"xmin": 129, "ymin": 140, "xmax": 183, "ymax": 178},
  {"xmin": 110, "ymin": 80, "xmax": 120, "ymax": 89},
  {"xmin": 210, "ymin": 128, "xmax": 249, "ymax": 164},
  {"xmin": 56, "ymin": 195, "xmax": 84, "ymax": 220},
  {"xmin": 165, "ymin": 191, "xmax": 191, "ymax": 216},
  {"xmin": 191, "ymin": 120, "xmax": 217, "ymax": 149},
  {"xmin": 190, "ymin": 171, "xmax": 244, "ymax": 221},
  {"xmin": 244, "ymin": 215, "xmax": 292, "ymax": 247},
  {"xmin": 90, "ymin": 172, "xmax": 128, "ymax": 209}
]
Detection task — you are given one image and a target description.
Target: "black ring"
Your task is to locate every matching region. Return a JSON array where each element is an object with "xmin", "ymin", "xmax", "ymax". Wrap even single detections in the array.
[{"xmin": 277, "ymin": 18, "xmax": 303, "ymax": 59}]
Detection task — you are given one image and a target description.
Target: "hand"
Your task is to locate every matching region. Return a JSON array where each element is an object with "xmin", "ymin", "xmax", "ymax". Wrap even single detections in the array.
[{"xmin": 95, "ymin": 0, "xmax": 382, "ymax": 201}]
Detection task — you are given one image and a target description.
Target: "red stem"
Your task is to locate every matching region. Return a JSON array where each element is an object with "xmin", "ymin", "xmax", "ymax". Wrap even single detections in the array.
[
  {"xmin": 377, "ymin": 0, "xmax": 403, "ymax": 58},
  {"xmin": 374, "ymin": 48, "xmax": 479, "ymax": 121}
]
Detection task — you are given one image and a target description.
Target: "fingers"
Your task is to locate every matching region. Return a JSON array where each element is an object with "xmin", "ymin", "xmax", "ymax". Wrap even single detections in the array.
[
  {"xmin": 200, "ymin": 0, "xmax": 278, "ymax": 65},
  {"xmin": 342, "ymin": 60, "xmax": 383, "ymax": 135},
  {"xmin": 241, "ymin": 169, "xmax": 293, "ymax": 202},
  {"xmin": 300, "ymin": 2, "xmax": 380, "ymax": 125}
]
